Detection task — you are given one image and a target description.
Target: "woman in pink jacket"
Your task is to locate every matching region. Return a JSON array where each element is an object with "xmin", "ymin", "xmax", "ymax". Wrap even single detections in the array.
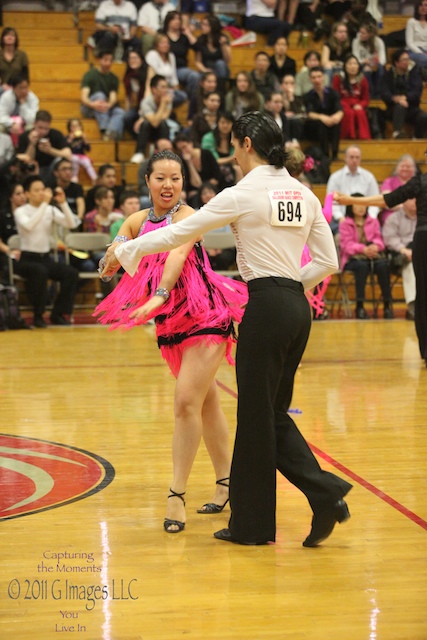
[{"xmin": 340, "ymin": 193, "xmax": 393, "ymax": 319}]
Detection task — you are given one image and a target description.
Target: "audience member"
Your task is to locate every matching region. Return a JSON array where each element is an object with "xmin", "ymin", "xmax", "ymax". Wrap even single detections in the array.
[
  {"xmin": 164, "ymin": 10, "xmax": 200, "ymax": 101},
  {"xmin": 201, "ymin": 111, "xmax": 241, "ymax": 187},
  {"xmin": 303, "ymin": 66, "xmax": 343, "ymax": 161},
  {"xmin": 188, "ymin": 71, "xmax": 218, "ymax": 122},
  {"xmin": 321, "ymin": 21, "xmax": 352, "ymax": 82},
  {"xmin": 380, "ymin": 155, "xmax": 417, "ymax": 226},
  {"xmin": 197, "ymin": 181, "xmax": 237, "ymax": 272},
  {"xmin": 85, "ymin": 185, "xmax": 124, "ymax": 234},
  {"xmin": 351, "ymin": 21, "xmax": 386, "ymax": 98},
  {"xmin": 405, "ymin": 0, "xmax": 427, "ymax": 72},
  {"xmin": 66, "ymin": 118, "xmax": 97, "ymax": 186},
  {"xmin": 0, "ymin": 74, "xmax": 39, "ymax": 145},
  {"xmin": 173, "ymin": 132, "xmax": 223, "ymax": 206},
  {"xmin": 225, "ymin": 71, "xmax": 264, "ymax": 119},
  {"xmin": 332, "ymin": 54, "xmax": 371, "ymax": 140},
  {"xmin": 326, "ymin": 145, "xmax": 379, "ymax": 232},
  {"xmin": 129, "ymin": 74, "xmax": 172, "ymax": 164},
  {"xmin": 249, "ymin": 51, "xmax": 280, "ymax": 100},
  {"xmin": 269, "ymin": 36, "xmax": 296, "ymax": 83},
  {"xmin": 380, "ymin": 49, "xmax": 427, "ymax": 140},
  {"xmin": 13, "ymin": 175, "xmax": 80, "ymax": 328},
  {"xmin": 280, "ymin": 74, "xmax": 306, "ymax": 140},
  {"xmin": 145, "ymin": 33, "xmax": 188, "ymax": 108},
  {"xmin": 110, "ymin": 189, "xmax": 141, "ymax": 239},
  {"xmin": 294, "ymin": 50, "xmax": 329, "ymax": 96},
  {"xmin": 80, "ymin": 50, "xmax": 125, "ymax": 141},
  {"xmin": 50, "ymin": 158, "xmax": 85, "ymax": 224},
  {"xmin": 263, "ymin": 91, "xmax": 287, "ymax": 135},
  {"xmin": 17, "ymin": 110, "xmax": 71, "ymax": 182},
  {"xmin": 339, "ymin": 193, "xmax": 393, "ymax": 319},
  {"xmin": 190, "ymin": 91, "xmax": 221, "ymax": 145},
  {"xmin": 91, "ymin": 0, "xmax": 139, "ymax": 60},
  {"xmin": 245, "ymin": 0, "xmax": 290, "ymax": 46},
  {"xmin": 194, "ymin": 14, "xmax": 231, "ymax": 89},
  {"xmin": 85, "ymin": 163, "xmax": 124, "ymax": 212},
  {"xmin": 382, "ymin": 198, "xmax": 417, "ymax": 320},
  {"xmin": 0, "ymin": 27, "xmax": 29, "ymax": 95},
  {"xmin": 342, "ymin": 0, "xmax": 376, "ymax": 40},
  {"xmin": 0, "ymin": 182, "xmax": 26, "ymax": 283},
  {"xmin": 123, "ymin": 47, "xmax": 154, "ymax": 136},
  {"xmin": 137, "ymin": 0, "xmax": 176, "ymax": 55}
]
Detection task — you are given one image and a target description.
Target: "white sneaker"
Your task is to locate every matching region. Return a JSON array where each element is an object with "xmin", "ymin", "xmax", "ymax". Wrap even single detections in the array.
[{"xmin": 130, "ymin": 152, "xmax": 145, "ymax": 164}]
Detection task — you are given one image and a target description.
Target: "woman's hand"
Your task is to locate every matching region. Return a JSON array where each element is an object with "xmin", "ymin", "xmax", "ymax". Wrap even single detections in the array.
[
  {"xmin": 129, "ymin": 295, "xmax": 164, "ymax": 321},
  {"xmin": 333, "ymin": 191, "xmax": 352, "ymax": 205}
]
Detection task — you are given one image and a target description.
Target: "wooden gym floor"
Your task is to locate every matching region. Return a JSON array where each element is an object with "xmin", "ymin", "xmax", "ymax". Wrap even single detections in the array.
[{"xmin": 0, "ymin": 319, "xmax": 426, "ymax": 640}]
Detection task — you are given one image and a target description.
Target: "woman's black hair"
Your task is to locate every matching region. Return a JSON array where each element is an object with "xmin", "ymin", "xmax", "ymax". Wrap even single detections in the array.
[
  {"xmin": 342, "ymin": 54, "xmax": 362, "ymax": 93},
  {"xmin": 231, "ymin": 111, "xmax": 287, "ymax": 169},
  {"xmin": 1, "ymin": 27, "xmax": 19, "ymax": 49},
  {"xmin": 163, "ymin": 10, "xmax": 181, "ymax": 32},
  {"xmin": 345, "ymin": 192, "xmax": 367, "ymax": 218},
  {"xmin": 145, "ymin": 149, "xmax": 185, "ymax": 179},
  {"xmin": 213, "ymin": 111, "xmax": 234, "ymax": 147}
]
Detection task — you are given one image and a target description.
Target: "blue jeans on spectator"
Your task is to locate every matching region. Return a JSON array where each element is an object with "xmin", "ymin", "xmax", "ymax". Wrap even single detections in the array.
[
  {"xmin": 124, "ymin": 107, "xmax": 139, "ymax": 137},
  {"xmin": 177, "ymin": 67, "xmax": 200, "ymax": 98},
  {"xmin": 173, "ymin": 89, "xmax": 188, "ymax": 107},
  {"xmin": 81, "ymin": 91, "xmax": 125, "ymax": 139}
]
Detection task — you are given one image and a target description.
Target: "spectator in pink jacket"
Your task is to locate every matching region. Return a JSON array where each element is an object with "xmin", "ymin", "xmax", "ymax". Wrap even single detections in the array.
[{"xmin": 340, "ymin": 192, "xmax": 393, "ymax": 319}]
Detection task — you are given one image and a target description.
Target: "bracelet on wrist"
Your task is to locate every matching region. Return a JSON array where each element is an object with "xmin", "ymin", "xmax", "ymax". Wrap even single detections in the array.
[
  {"xmin": 154, "ymin": 287, "xmax": 170, "ymax": 301},
  {"xmin": 113, "ymin": 234, "xmax": 129, "ymax": 243}
]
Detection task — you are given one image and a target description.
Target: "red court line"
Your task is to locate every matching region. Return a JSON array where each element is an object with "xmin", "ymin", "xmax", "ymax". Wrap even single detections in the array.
[{"xmin": 217, "ymin": 379, "xmax": 427, "ymax": 532}]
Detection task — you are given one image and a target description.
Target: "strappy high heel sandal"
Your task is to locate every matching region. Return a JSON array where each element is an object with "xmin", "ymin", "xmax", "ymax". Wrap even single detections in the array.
[
  {"xmin": 164, "ymin": 488, "xmax": 186, "ymax": 533},
  {"xmin": 197, "ymin": 477, "xmax": 229, "ymax": 514}
]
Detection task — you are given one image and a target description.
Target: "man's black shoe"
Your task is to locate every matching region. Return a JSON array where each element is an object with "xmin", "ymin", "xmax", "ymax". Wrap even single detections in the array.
[
  {"xmin": 303, "ymin": 499, "xmax": 350, "ymax": 547},
  {"xmin": 33, "ymin": 315, "xmax": 47, "ymax": 329},
  {"xmin": 214, "ymin": 528, "xmax": 270, "ymax": 546},
  {"xmin": 51, "ymin": 314, "xmax": 71, "ymax": 326}
]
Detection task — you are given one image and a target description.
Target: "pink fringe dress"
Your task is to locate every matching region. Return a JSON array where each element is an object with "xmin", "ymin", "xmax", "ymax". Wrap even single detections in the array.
[{"xmin": 93, "ymin": 212, "xmax": 248, "ymax": 377}]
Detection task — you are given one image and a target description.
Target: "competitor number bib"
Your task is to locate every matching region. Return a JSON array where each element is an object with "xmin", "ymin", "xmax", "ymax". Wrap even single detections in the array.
[{"xmin": 268, "ymin": 189, "xmax": 307, "ymax": 227}]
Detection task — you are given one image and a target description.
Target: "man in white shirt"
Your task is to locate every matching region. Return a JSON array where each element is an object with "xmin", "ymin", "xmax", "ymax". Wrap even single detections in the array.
[
  {"xmin": 0, "ymin": 75, "xmax": 39, "ymax": 140},
  {"xmin": 92, "ymin": 0, "xmax": 138, "ymax": 60},
  {"xmin": 13, "ymin": 175, "xmax": 80, "ymax": 328},
  {"xmin": 101, "ymin": 111, "xmax": 352, "ymax": 548},
  {"xmin": 326, "ymin": 144, "xmax": 380, "ymax": 233},
  {"xmin": 138, "ymin": 0, "xmax": 177, "ymax": 54}
]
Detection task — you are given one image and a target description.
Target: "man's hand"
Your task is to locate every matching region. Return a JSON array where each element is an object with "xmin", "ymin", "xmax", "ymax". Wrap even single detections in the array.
[
  {"xmin": 43, "ymin": 187, "xmax": 53, "ymax": 203},
  {"xmin": 99, "ymin": 243, "xmax": 121, "ymax": 279},
  {"xmin": 53, "ymin": 186, "xmax": 66, "ymax": 205},
  {"xmin": 38, "ymin": 138, "xmax": 52, "ymax": 154}
]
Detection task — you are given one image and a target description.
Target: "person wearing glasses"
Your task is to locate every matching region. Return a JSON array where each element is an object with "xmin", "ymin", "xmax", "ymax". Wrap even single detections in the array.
[{"xmin": 334, "ymin": 154, "xmax": 427, "ymax": 366}]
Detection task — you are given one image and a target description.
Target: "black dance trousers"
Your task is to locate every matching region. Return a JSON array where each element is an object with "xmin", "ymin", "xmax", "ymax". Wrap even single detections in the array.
[
  {"xmin": 228, "ymin": 277, "xmax": 352, "ymax": 543},
  {"xmin": 412, "ymin": 229, "xmax": 427, "ymax": 359},
  {"xmin": 18, "ymin": 252, "xmax": 79, "ymax": 317}
]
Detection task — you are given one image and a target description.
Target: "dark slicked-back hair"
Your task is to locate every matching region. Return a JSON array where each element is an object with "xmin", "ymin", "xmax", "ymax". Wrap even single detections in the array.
[{"xmin": 232, "ymin": 111, "xmax": 287, "ymax": 169}]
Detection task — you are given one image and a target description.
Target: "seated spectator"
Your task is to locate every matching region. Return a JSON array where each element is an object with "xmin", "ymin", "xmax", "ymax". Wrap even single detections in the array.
[
  {"xmin": 295, "ymin": 50, "xmax": 329, "ymax": 97},
  {"xmin": 0, "ymin": 74, "xmax": 39, "ymax": 145},
  {"xmin": 249, "ymin": 51, "xmax": 280, "ymax": 101},
  {"xmin": 13, "ymin": 175, "xmax": 80, "ymax": 328},
  {"xmin": 263, "ymin": 91, "xmax": 287, "ymax": 135},
  {"xmin": 138, "ymin": 0, "xmax": 176, "ymax": 55},
  {"xmin": 382, "ymin": 198, "xmax": 417, "ymax": 320},
  {"xmin": 17, "ymin": 110, "xmax": 71, "ymax": 182},
  {"xmin": 0, "ymin": 27, "xmax": 29, "ymax": 96},
  {"xmin": 245, "ymin": 0, "xmax": 290, "ymax": 46},
  {"xmin": 84, "ymin": 186, "xmax": 124, "ymax": 234},
  {"xmin": 80, "ymin": 50, "xmax": 125, "ymax": 141},
  {"xmin": 85, "ymin": 163, "xmax": 124, "ymax": 212},
  {"xmin": 66, "ymin": 118, "xmax": 97, "ymax": 186},
  {"xmin": 341, "ymin": 0, "xmax": 376, "ymax": 41},
  {"xmin": 145, "ymin": 34, "xmax": 188, "ymax": 108},
  {"xmin": 303, "ymin": 66, "xmax": 343, "ymax": 161},
  {"xmin": 332, "ymin": 54, "xmax": 371, "ymax": 139},
  {"xmin": 269, "ymin": 36, "xmax": 296, "ymax": 83},
  {"xmin": 351, "ymin": 22, "xmax": 386, "ymax": 98},
  {"xmin": 0, "ymin": 182, "xmax": 26, "ymax": 283},
  {"xmin": 129, "ymin": 74, "xmax": 172, "ymax": 164},
  {"xmin": 339, "ymin": 193, "xmax": 393, "ymax": 319},
  {"xmin": 405, "ymin": 0, "xmax": 427, "ymax": 72},
  {"xmin": 164, "ymin": 10, "xmax": 200, "ymax": 102},
  {"xmin": 326, "ymin": 144, "xmax": 379, "ymax": 232},
  {"xmin": 188, "ymin": 71, "xmax": 218, "ymax": 123},
  {"xmin": 277, "ymin": 0, "xmax": 301, "ymax": 29},
  {"xmin": 110, "ymin": 189, "xmax": 141, "ymax": 239},
  {"xmin": 180, "ymin": 0, "xmax": 212, "ymax": 29},
  {"xmin": 91, "ymin": 0, "xmax": 139, "ymax": 61},
  {"xmin": 380, "ymin": 155, "xmax": 418, "ymax": 226},
  {"xmin": 190, "ymin": 91, "xmax": 221, "ymax": 146},
  {"xmin": 173, "ymin": 132, "xmax": 224, "ymax": 207},
  {"xmin": 280, "ymin": 74, "xmax": 307, "ymax": 141},
  {"xmin": 225, "ymin": 71, "xmax": 264, "ymax": 119},
  {"xmin": 194, "ymin": 14, "xmax": 231, "ymax": 90},
  {"xmin": 201, "ymin": 111, "xmax": 241, "ymax": 187},
  {"xmin": 321, "ymin": 21, "xmax": 352, "ymax": 82},
  {"xmin": 380, "ymin": 49, "xmax": 427, "ymax": 140},
  {"xmin": 137, "ymin": 138, "xmax": 173, "ymax": 207},
  {"xmin": 123, "ymin": 46, "xmax": 154, "ymax": 136},
  {"xmin": 50, "ymin": 158, "xmax": 85, "ymax": 225},
  {"xmin": 0, "ymin": 130, "xmax": 14, "ymax": 173},
  {"xmin": 198, "ymin": 181, "xmax": 237, "ymax": 271}
]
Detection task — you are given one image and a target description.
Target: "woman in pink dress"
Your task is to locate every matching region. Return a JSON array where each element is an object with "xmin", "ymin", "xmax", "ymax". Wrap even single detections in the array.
[{"xmin": 94, "ymin": 150, "xmax": 248, "ymax": 534}]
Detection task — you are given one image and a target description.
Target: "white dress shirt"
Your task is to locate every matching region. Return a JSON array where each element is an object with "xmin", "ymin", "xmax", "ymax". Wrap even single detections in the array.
[
  {"xmin": 326, "ymin": 165, "xmax": 380, "ymax": 220},
  {"xmin": 14, "ymin": 201, "xmax": 80, "ymax": 253},
  {"xmin": 0, "ymin": 89, "xmax": 39, "ymax": 130},
  {"xmin": 115, "ymin": 164, "xmax": 338, "ymax": 290},
  {"xmin": 95, "ymin": 0, "xmax": 137, "ymax": 39}
]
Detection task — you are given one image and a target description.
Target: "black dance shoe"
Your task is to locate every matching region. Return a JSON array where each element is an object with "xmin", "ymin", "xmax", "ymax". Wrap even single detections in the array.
[
  {"xmin": 213, "ymin": 528, "xmax": 270, "ymax": 545},
  {"xmin": 302, "ymin": 499, "xmax": 350, "ymax": 548},
  {"xmin": 197, "ymin": 477, "xmax": 229, "ymax": 513},
  {"xmin": 164, "ymin": 488, "xmax": 186, "ymax": 533}
]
